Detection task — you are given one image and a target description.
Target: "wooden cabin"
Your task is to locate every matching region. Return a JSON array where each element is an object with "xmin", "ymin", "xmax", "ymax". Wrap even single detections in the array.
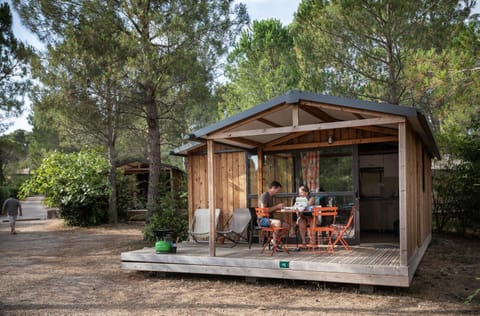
[
  {"xmin": 117, "ymin": 160, "xmax": 185, "ymax": 203},
  {"xmin": 122, "ymin": 91, "xmax": 439, "ymax": 287}
]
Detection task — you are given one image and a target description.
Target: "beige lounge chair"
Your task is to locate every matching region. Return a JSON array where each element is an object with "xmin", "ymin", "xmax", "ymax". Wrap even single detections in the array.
[
  {"xmin": 216, "ymin": 208, "xmax": 251, "ymax": 247},
  {"xmin": 189, "ymin": 208, "xmax": 221, "ymax": 243}
]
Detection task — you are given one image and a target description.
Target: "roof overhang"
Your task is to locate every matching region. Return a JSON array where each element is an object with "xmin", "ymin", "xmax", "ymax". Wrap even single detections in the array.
[{"xmin": 172, "ymin": 90, "xmax": 440, "ymax": 159}]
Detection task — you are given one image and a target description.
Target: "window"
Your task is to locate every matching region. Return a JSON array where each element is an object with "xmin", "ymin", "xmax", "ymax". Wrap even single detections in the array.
[{"xmin": 247, "ymin": 146, "xmax": 354, "ymax": 207}]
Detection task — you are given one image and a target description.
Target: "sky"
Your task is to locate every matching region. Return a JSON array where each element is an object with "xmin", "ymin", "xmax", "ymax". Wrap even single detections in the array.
[{"xmin": 5, "ymin": 0, "xmax": 302, "ymax": 134}]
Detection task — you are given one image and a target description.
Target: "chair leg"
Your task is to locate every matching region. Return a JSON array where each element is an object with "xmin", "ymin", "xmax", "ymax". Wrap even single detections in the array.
[
  {"xmin": 280, "ymin": 233, "xmax": 290, "ymax": 255},
  {"xmin": 310, "ymin": 231, "xmax": 319, "ymax": 255},
  {"xmin": 260, "ymin": 231, "xmax": 272, "ymax": 254},
  {"xmin": 335, "ymin": 236, "xmax": 351, "ymax": 251},
  {"xmin": 326, "ymin": 232, "xmax": 335, "ymax": 255},
  {"xmin": 340, "ymin": 237, "xmax": 351, "ymax": 250},
  {"xmin": 270, "ymin": 228, "xmax": 289, "ymax": 256},
  {"xmin": 308, "ymin": 231, "xmax": 335, "ymax": 255},
  {"xmin": 295, "ymin": 225, "xmax": 299, "ymax": 248}
]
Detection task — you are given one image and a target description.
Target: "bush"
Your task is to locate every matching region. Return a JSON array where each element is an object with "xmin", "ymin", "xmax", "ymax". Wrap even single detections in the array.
[
  {"xmin": 19, "ymin": 148, "xmax": 111, "ymax": 226},
  {"xmin": 58, "ymin": 199, "xmax": 109, "ymax": 227},
  {"xmin": 0, "ymin": 186, "xmax": 16, "ymax": 204},
  {"xmin": 143, "ymin": 191, "xmax": 189, "ymax": 242},
  {"xmin": 434, "ymin": 116, "xmax": 480, "ymax": 234}
]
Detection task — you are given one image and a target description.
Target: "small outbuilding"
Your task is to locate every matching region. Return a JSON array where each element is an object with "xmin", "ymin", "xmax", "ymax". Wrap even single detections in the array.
[{"xmin": 117, "ymin": 160, "xmax": 185, "ymax": 205}]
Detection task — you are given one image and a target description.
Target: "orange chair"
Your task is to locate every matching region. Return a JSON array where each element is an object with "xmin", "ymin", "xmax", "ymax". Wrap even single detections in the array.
[
  {"xmin": 309, "ymin": 206, "xmax": 338, "ymax": 255},
  {"xmin": 255, "ymin": 208, "xmax": 289, "ymax": 256},
  {"xmin": 330, "ymin": 206, "xmax": 355, "ymax": 251}
]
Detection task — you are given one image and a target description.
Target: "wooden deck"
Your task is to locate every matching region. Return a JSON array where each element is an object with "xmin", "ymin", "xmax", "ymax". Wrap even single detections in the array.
[{"xmin": 121, "ymin": 242, "xmax": 410, "ymax": 287}]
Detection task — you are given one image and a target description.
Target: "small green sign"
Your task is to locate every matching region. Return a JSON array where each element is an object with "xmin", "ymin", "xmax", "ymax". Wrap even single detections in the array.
[{"xmin": 279, "ymin": 261, "xmax": 290, "ymax": 269}]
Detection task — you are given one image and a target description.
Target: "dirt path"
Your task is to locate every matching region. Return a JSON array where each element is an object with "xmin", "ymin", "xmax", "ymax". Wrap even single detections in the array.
[{"xmin": 0, "ymin": 219, "xmax": 478, "ymax": 315}]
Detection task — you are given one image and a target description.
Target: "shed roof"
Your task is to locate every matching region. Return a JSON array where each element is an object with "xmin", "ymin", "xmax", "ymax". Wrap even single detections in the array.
[
  {"xmin": 173, "ymin": 90, "xmax": 440, "ymax": 158},
  {"xmin": 117, "ymin": 159, "xmax": 183, "ymax": 174}
]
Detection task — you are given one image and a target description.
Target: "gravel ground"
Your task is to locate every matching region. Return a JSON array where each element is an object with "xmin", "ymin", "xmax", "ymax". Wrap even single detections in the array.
[{"xmin": 0, "ymin": 219, "xmax": 478, "ymax": 315}]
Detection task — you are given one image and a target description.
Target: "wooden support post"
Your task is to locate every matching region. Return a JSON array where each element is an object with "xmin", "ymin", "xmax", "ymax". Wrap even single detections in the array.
[
  {"xmin": 292, "ymin": 104, "xmax": 299, "ymax": 127},
  {"xmin": 207, "ymin": 139, "xmax": 216, "ymax": 257},
  {"xmin": 398, "ymin": 122, "xmax": 407, "ymax": 266}
]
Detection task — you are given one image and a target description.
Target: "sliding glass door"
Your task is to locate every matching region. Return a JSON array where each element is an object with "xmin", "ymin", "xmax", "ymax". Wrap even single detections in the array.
[{"xmin": 247, "ymin": 145, "xmax": 360, "ymax": 243}]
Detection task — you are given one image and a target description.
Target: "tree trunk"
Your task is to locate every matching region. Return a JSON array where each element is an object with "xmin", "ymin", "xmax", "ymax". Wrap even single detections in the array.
[
  {"xmin": 107, "ymin": 143, "xmax": 118, "ymax": 225},
  {"xmin": 106, "ymin": 91, "xmax": 118, "ymax": 225},
  {"xmin": 145, "ymin": 83, "xmax": 161, "ymax": 219}
]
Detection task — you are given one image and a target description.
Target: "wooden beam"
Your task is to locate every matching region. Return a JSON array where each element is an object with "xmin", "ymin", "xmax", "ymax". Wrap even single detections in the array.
[
  {"xmin": 208, "ymin": 103, "xmax": 290, "ymax": 136},
  {"xmin": 299, "ymin": 104, "xmax": 336, "ymax": 122},
  {"xmin": 188, "ymin": 153, "xmax": 194, "ymax": 227},
  {"xmin": 398, "ymin": 122, "xmax": 407, "ymax": 266},
  {"xmin": 257, "ymin": 117, "xmax": 283, "ymax": 128},
  {"xmin": 207, "ymin": 139, "xmax": 216, "ymax": 257},
  {"xmin": 268, "ymin": 131, "xmax": 311, "ymax": 146},
  {"xmin": 208, "ymin": 116, "xmax": 405, "ymax": 139},
  {"xmin": 292, "ymin": 105, "xmax": 299, "ymax": 127},
  {"xmin": 301, "ymin": 100, "xmax": 398, "ymax": 118},
  {"xmin": 354, "ymin": 125, "xmax": 398, "ymax": 136},
  {"xmin": 264, "ymin": 136, "xmax": 398, "ymax": 151},
  {"xmin": 228, "ymin": 137, "xmax": 263, "ymax": 147}
]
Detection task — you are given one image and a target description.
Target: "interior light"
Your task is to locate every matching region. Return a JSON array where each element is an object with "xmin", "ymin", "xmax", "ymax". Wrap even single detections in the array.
[{"xmin": 327, "ymin": 135, "xmax": 334, "ymax": 144}]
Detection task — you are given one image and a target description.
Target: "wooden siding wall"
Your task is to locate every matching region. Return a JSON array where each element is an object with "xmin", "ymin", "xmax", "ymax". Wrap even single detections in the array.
[
  {"xmin": 405, "ymin": 125, "xmax": 432, "ymax": 262},
  {"xmin": 187, "ymin": 150, "xmax": 247, "ymax": 230},
  {"xmin": 421, "ymin": 147, "xmax": 433, "ymax": 245}
]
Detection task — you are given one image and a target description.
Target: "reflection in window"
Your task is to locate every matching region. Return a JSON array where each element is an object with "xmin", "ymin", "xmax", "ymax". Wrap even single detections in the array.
[
  {"xmin": 300, "ymin": 152, "xmax": 320, "ymax": 192},
  {"xmin": 247, "ymin": 147, "xmax": 354, "ymax": 207},
  {"xmin": 319, "ymin": 154, "xmax": 353, "ymax": 192},
  {"xmin": 247, "ymin": 153, "xmax": 295, "ymax": 194},
  {"xmin": 247, "ymin": 155, "xmax": 258, "ymax": 195},
  {"xmin": 299, "ymin": 147, "xmax": 353, "ymax": 193}
]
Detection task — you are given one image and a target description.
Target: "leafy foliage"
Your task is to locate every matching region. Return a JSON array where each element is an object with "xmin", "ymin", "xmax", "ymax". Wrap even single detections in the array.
[
  {"xmin": 143, "ymin": 191, "xmax": 189, "ymax": 243},
  {"xmin": 433, "ymin": 115, "xmax": 480, "ymax": 233},
  {"xmin": 19, "ymin": 148, "xmax": 111, "ymax": 226},
  {"xmin": 0, "ymin": 130, "xmax": 30, "ymax": 185},
  {"xmin": 292, "ymin": 0, "xmax": 475, "ymax": 104},
  {"xmin": 0, "ymin": 130, "xmax": 30, "ymax": 207},
  {"xmin": 14, "ymin": 0, "xmax": 248, "ymax": 214},
  {"xmin": 219, "ymin": 19, "xmax": 299, "ymax": 116},
  {"xmin": 0, "ymin": 2, "xmax": 32, "ymax": 132}
]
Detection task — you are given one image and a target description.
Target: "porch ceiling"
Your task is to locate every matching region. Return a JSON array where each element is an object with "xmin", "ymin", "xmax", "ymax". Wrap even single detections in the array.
[
  {"xmin": 196, "ymin": 100, "xmax": 402, "ymax": 151},
  {"xmin": 174, "ymin": 91, "xmax": 440, "ymax": 158}
]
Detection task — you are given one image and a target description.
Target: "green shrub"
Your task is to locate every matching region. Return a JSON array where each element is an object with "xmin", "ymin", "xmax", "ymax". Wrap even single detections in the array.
[
  {"xmin": 19, "ymin": 148, "xmax": 111, "ymax": 226},
  {"xmin": 143, "ymin": 191, "xmax": 188, "ymax": 242},
  {"xmin": 0, "ymin": 186, "xmax": 11, "ymax": 203}
]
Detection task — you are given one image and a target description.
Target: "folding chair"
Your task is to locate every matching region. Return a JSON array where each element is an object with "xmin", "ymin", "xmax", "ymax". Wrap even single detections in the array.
[
  {"xmin": 216, "ymin": 208, "xmax": 251, "ymax": 247},
  {"xmin": 309, "ymin": 206, "xmax": 338, "ymax": 255},
  {"xmin": 330, "ymin": 206, "xmax": 355, "ymax": 251},
  {"xmin": 189, "ymin": 208, "xmax": 221, "ymax": 243},
  {"xmin": 255, "ymin": 207, "xmax": 289, "ymax": 256}
]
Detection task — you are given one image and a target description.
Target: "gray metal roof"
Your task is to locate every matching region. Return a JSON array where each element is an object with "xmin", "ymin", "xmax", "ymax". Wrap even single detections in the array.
[{"xmin": 173, "ymin": 90, "xmax": 440, "ymax": 158}]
